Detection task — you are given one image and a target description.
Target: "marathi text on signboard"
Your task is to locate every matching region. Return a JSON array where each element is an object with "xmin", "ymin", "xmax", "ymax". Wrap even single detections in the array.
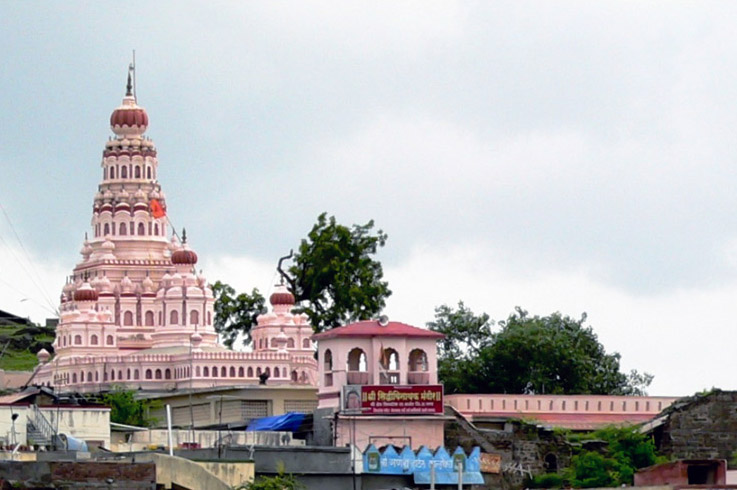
[
  {"xmin": 480, "ymin": 453, "xmax": 502, "ymax": 474},
  {"xmin": 343, "ymin": 385, "xmax": 443, "ymax": 415}
]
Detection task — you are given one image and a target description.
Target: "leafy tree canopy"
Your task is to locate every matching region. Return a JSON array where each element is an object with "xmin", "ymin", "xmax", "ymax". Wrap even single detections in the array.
[
  {"xmin": 430, "ymin": 304, "xmax": 653, "ymax": 396},
  {"xmin": 101, "ymin": 388, "xmax": 159, "ymax": 427},
  {"xmin": 281, "ymin": 212, "xmax": 391, "ymax": 333},
  {"xmin": 211, "ymin": 281, "xmax": 266, "ymax": 349}
]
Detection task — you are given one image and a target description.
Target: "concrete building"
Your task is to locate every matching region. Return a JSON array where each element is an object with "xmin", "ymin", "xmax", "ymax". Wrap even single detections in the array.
[
  {"xmin": 31, "ymin": 69, "xmax": 317, "ymax": 393},
  {"xmin": 313, "ymin": 319, "xmax": 447, "ymax": 450}
]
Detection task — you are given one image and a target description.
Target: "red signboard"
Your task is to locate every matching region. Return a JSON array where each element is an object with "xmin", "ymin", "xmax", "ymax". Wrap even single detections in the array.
[{"xmin": 344, "ymin": 385, "xmax": 444, "ymax": 415}]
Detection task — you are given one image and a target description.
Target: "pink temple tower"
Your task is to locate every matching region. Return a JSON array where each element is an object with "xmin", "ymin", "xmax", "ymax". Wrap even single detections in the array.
[{"xmin": 32, "ymin": 71, "xmax": 317, "ymax": 392}]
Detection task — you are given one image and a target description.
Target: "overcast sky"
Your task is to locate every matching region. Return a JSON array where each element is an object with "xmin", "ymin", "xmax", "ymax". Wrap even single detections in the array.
[{"xmin": 2, "ymin": 2, "xmax": 736, "ymax": 396}]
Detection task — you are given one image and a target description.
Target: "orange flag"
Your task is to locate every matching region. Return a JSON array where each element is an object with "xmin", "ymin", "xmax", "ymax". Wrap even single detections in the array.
[{"xmin": 150, "ymin": 199, "xmax": 166, "ymax": 218}]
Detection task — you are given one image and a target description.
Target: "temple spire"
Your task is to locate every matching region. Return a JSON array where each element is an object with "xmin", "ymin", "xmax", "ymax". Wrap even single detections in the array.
[{"xmin": 126, "ymin": 70, "xmax": 133, "ymax": 97}]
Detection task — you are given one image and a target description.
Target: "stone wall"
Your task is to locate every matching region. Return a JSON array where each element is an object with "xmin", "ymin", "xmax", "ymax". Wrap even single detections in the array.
[
  {"xmin": 656, "ymin": 390, "xmax": 737, "ymax": 463},
  {"xmin": 444, "ymin": 406, "xmax": 571, "ymax": 489}
]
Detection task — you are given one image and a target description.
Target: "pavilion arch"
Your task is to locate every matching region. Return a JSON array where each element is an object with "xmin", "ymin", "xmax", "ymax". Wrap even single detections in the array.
[
  {"xmin": 324, "ymin": 349, "xmax": 333, "ymax": 371},
  {"xmin": 408, "ymin": 348, "xmax": 428, "ymax": 371},
  {"xmin": 347, "ymin": 348, "xmax": 367, "ymax": 372},
  {"xmin": 380, "ymin": 347, "xmax": 399, "ymax": 371}
]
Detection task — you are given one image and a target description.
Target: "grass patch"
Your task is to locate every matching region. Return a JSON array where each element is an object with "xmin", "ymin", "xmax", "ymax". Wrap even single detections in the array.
[{"xmin": 0, "ymin": 350, "xmax": 39, "ymax": 371}]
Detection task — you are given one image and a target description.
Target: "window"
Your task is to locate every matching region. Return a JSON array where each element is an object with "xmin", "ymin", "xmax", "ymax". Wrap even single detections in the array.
[
  {"xmin": 110, "ymin": 167, "xmax": 115, "ymax": 179},
  {"xmin": 409, "ymin": 349, "xmax": 428, "ymax": 371},
  {"xmin": 111, "ymin": 370, "xmax": 115, "ymax": 380},
  {"xmin": 165, "ymin": 369, "xmax": 171, "ymax": 380},
  {"xmin": 324, "ymin": 349, "xmax": 333, "ymax": 371},
  {"xmin": 74, "ymin": 335, "xmax": 82, "ymax": 345},
  {"xmin": 190, "ymin": 310, "xmax": 200, "ymax": 325},
  {"xmin": 147, "ymin": 167, "xmax": 152, "ymax": 179},
  {"xmin": 302, "ymin": 338, "xmax": 310, "ymax": 349},
  {"xmin": 121, "ymin": 166, "xmax": 127, "ymax": 178},
  {"xmin": 212, "ymin": 366, "xmax": 217, "ymax": 377},
  {"xmin": 203, "ymin": 367, "xmax": 209, "ymax": 377},
  {"xmin": 287, "ymin": 338, "xmax": 295, "ymax": 348},
  {"xmin": 145, "ymin": 369, "xmax": 152, "ymax": 380},
  {"xmin": 347, "ymin": 348, "xmax": 367, "ymax": 371},
  {"xmin": 72, "ymin": 373, "xmax": 77, "ymax": 383},
  {"xmin": 135, "ymin": 166, "xmax": 141, "ymax": 178},
  {"xmin": 119, "ymin": 222, "xmax": 127, "ymax": 235},
  {"xmin": 207, "ymin": 312, "xmax": 212, "ymax": 325},
  {"xmin": 380, "ymin": 348, "xmax": 399, "ymax": 370},
  {"xmin": 154, "ymin": 223, "xmax": 159, "ymax": 235},
  {"xmin": 106, "ymin": 335, "xmax": 114, "ymax": 345},
  {"xmin": 238, "ymin": 367, "xmax": 244, "ymax": 377},
  {"xmin": 145, "ymin": 311, "xmax": 154, "ymax": 326},
  {"xmin": 155, "ymin": 369, "xmax": 162, "ymax": 380},
  {"xmin": 247, "ymin": 367, "xmax": 253, "ymax": 377},
  {"xmin": 170, "ymin": 310, "xmax": 179, "ymax": 325},
  {"xmin": 134, "ymin": 369, "xmax": 139, "ymax": 380},
  {"xmin": 127, "ymin": 369, "xmax": 131, "ymax": 380},
  {"xmin": 90, "ymin": 334, "xmax": 98, "ymax": 345},
  {"xmin": 104, "ymin": 223, "xmax": 110, "ymax": 235},
  {"xmin": 124, "ymin": 311, "xmax": 134, "ymax": 326},
  {"xmin": 138, "ymin": 223, "xmax": 145, "ymax": 235},
  {"xmin": 221, "ymin": 366, "xmax": 226, "ymax": 377},
  {"xmin": 230, "ymin": 367, "xmax": 235, "ymax": 377}
]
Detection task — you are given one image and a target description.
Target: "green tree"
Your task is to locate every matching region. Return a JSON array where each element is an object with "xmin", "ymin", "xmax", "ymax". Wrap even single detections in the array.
[
  {"xmin": 235, "ymin": 466, "xmax": 304, "ymax": 490},
  {"xmin": 211, "ymin": 281, "xmax": 266, "ymax": 348},
  {"xmin": 564, "ymin": 426, "xmax": 660, "ymax": 487},
  {"xmin": 429, "ymin": 305, "xmax": 653, "ymax": 395},
  {"xmin": 427, "ymin": 302, "xmax": 494, "ymax": 394},
  {"xmin": 282, "ymin": 213, "xmax": 391, "ymax": 332},
  {"xmin": 101, "ymin": 388, "xmax": 159, "ymax": 427}
]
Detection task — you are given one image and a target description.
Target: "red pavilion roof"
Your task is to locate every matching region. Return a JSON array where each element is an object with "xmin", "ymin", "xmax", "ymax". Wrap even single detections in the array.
[{"xmin": 312, "ymin": 320, "xmax": 445, "ymax": 341}]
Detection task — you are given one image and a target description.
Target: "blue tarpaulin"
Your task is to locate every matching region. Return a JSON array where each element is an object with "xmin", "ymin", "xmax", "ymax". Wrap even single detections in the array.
[{"xmin": 246, "ymin": 412, "xmax": 306, "ymax": 432}]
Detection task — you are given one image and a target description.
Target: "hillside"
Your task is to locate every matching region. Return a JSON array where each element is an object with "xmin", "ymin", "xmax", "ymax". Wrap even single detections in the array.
[{"xmin": 0, "ymin": 324, "xmax": 55, "ymax": 372}]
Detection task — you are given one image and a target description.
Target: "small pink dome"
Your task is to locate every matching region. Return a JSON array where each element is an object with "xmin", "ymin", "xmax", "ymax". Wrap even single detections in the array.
[
  {"xmin": 270, "ymin": 286, "xmax": 295, "ymax": 306},
  {"xmin": 172, "ymin": 248, "xmax": 198, "ymax": 265},
  {"xmin": 74, "ymin": 283, "xmax": 99, "ymax": 302},
  {"xmin": 110, "ymin": 106, "xmax": 149, "ymax": 129}
]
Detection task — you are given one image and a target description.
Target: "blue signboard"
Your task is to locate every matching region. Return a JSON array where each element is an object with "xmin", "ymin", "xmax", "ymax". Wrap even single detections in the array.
[{"xmin": 362, "ymin": 444, "xmax": 485, "ymax": 485}]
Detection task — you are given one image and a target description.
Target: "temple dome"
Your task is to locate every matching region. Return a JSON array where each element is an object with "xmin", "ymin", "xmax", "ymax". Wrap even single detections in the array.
[
  {"xmin": 172, "ymin": 245, "xmax": 198, "ymax": 265},
  {"xmin": 74, "ymin": 281, "xmax": 99, "ymax": 302},
  {"xmin": 110, "ymin": 95, "xmax": 148, "ymax": 137},
  {"xmin": 270, "ymin": 285, "xmax": 295, "ymax": 307}
]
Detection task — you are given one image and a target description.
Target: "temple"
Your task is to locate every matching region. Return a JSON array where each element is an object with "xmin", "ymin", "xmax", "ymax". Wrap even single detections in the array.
[{"xmin": 32, "ymin": 73, "xmax": 317, "ymax": 392}]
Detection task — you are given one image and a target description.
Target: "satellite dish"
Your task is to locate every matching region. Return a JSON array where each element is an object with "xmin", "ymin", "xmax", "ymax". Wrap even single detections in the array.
[{"xmin": 377, "ymin": 315, "xmax": 389, "ymax": 327}]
